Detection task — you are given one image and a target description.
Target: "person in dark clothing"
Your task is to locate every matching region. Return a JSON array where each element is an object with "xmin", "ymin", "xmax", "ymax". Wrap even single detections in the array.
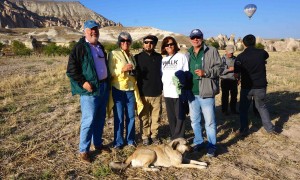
[
  {"xmin": 135, "ymin": 35, "xmax": 163, "ymax": 145},
  {"xmin": 66, "ymin": 20, "xmax": 110, "ymax": 163},
  {"xmin": 220, "ymin": 45, "xmax": 239, "ymax": 115},
  {"xmin": 234, "ymin": 34, "xmax": 277, "ymax": 136}
]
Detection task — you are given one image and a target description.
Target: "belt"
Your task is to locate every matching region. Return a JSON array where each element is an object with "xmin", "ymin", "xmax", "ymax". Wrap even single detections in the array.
[{"xmin": 98, "ymin": 78, "xmax": 107, "ymax": 83}]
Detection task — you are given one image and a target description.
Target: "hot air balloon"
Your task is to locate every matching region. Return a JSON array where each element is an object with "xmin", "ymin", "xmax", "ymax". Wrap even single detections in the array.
[{"xmin": 244, "ymin": 4, "xmax": 257, "ymax": 19}]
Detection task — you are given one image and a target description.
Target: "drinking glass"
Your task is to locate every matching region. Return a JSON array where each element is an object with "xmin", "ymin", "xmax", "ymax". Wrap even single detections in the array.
[
  {"xmin": 195, "ymin": 64, "xmax": 202, "ymax": 80},
  {"xmin": 128, "ymin": 62, "xmax": 136, "ymax": 76}
]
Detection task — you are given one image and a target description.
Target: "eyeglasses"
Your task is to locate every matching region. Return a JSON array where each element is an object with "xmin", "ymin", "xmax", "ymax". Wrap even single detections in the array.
[
  {"xmin": 120, "ymin": 39, "xmax": 131, "ymax": 43},
  {"xmin": 165, "ymin": 43, "xmax": 175, "ymax": 47},
  {"xmin": 190, "ymin": 36, "xmax": 202, "ymax": 40},
  {"xmin": 144, "ymin": 41, "xmax": 154, "ymax": 45}
]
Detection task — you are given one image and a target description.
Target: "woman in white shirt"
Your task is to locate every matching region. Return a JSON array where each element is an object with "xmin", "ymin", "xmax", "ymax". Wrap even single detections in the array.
[{"xmin": 161, "ymin": 36, "xmax": 189, "ymax": 140}]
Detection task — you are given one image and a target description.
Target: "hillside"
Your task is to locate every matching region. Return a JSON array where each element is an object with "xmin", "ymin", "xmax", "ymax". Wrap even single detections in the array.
[
  {"xmin": 0, "ymin": 26, "xmax": 192, "ymax": 50},
  {"xmin": 0, "ymin": 52, "xmax": 299, "ymax": 179},
  {"xmin": 0, "ymin": 0, "xmax": 119, "ymax": 29}
]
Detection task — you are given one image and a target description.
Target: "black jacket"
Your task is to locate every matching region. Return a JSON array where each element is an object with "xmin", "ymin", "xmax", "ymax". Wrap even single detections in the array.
[
  {"xmin": 66, "ymin": 37, "xmax": 108, "ymax": 95},
  {"xmin": 135, "ymin": 50, "xmax": 163, "ymax": 97},
  {"xmin": 234, "ymin": 46, "xmax": 269, "ymax": 89}
]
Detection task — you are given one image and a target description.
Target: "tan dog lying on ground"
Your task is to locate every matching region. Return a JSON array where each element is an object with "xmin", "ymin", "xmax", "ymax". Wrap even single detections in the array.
[{"xmin": 109, "ymin": 138, "xmax": 207, "ymax": 171}]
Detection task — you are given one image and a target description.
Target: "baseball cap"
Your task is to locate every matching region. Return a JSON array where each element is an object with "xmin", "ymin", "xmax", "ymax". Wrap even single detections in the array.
[
  {"xmin": 84, "ymin": 20, "xmax": 99, "ymax": 29},
  {"xmin": 189, "ymin": 29, "xmax": 203, "ymax": 38},
  {"xmin": 225, "ymin": 45, "xmax": 235, "ymax": 53}
]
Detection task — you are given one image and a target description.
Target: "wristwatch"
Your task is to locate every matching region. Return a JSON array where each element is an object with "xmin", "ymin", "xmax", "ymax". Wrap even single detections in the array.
[{"xmin": 204, "ymin": 72, "xmax": 207, "ymax": 77}]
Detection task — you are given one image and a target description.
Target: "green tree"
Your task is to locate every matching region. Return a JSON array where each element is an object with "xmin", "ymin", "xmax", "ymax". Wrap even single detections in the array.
[
  {"xmin": 204, "ymin": 39, "xmax": 220, "ymax": 50},
  {"xmin": 102, "ymin": 42, "xmax": 118, "ymax": 53},
  {"xmin": 11, "ymin": 40, "xmax": 32, "ymax": 56},
  {"xmin": 210, "ymin": 42, "xmax": 220, "ymax": 49},
  {"xmin": 56, "ymin": 46, "xmax": 71, "ymax": 56},
  {"xmin": 131, "ymin": 41, "xmax": 143, "ymax": 50},
  {"xmin": 43, "ymin": 42, "xmax": 59, "ymax": 56},
  {"xmin": 255, "ymin": 43, "xmax": 265, "ymax": 49}
]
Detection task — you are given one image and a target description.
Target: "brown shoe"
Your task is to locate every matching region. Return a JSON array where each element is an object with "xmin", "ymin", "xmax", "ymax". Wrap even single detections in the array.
[
  {"xmin": 94, "ymin": 145, "xmax": 112, "ymax": 153},
  {"xmin": 79, "ymin": 152, "xmax": 91, "ymax": 163}
]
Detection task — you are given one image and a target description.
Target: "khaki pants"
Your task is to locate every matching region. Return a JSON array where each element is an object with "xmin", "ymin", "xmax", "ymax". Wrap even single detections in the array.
[{"xmin": 139, "ymin": 95, "xmax": 162, "ymax": 140}]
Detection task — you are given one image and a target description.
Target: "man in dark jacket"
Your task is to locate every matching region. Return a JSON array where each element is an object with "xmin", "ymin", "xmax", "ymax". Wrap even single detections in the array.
[
  {"xmin": 135, "ymin": 35, "xmax": 163, "ymax": 145},
  {"xmin": 234, "ymin": 34, "xmax": 277, "ymax": 136},
  {"xmin": 66, "ymin": 20, "xmax": 110, "ymax": 163}
]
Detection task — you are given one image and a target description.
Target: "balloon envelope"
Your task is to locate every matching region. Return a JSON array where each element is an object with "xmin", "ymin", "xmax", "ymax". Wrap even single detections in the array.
[{"xmin": 244, "ymin": 4, "xmax": 257, "ymax": 18}]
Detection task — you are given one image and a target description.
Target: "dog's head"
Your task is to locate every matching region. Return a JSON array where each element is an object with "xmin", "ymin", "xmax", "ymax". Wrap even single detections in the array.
[{"xmin": 168, "ymin": 138, "xmax": 191, "ymax": 154}]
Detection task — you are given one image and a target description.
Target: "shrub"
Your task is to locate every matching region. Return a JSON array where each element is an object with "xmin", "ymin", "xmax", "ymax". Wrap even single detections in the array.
[
  {"xmin": 102, "ymin": 42, "xmax": 118, "ymax": 53},
  {"xmin": 42, "ymin": 43, "xmax": 71, "ymax": 56},
  {"xmin": 255, "ymin": 43, "xmax": 265, "ymax": 49},
  {"xmin": 131, "ymin": 41, "xmax": 143, "ymax": 50},
  {"xmin": 56, "ymin": 46, "xmax": 71, "ymax": 56},
  {"xmin": 210, "ymin": 42, "xmax": 220, "ymax": 49},
  {"xmin": 43, "ymin": 42, "xmax": 59, "ymax": 56},
  {"xmin": 205, "ymin": 39, "xmax": 220, "ymax": 49},
  {"xmin": 11, "ymin": 40, "xmax": 32, "ymax": 56}
]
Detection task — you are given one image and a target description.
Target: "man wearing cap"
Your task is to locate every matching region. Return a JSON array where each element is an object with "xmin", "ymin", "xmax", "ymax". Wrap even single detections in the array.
[
  {"xmin": 220, "ymin": 45, "xmax": 239, "ymax": 115},
  {"xmin": 135, "ymin": 35, "xmax": 163, "ymax": 145},
  {"xmin": 186, "ymin": 29, "xmax": 223, "ymax": 157},
  {"xmin": 66, "ymin": 20, "xmax": 110, "ymax": 163}
]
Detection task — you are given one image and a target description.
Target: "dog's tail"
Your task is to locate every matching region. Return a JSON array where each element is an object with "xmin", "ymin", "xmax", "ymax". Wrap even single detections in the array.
[{"xmin": 109, "ymin": 154, "xmax": 134, "ymax": 170}]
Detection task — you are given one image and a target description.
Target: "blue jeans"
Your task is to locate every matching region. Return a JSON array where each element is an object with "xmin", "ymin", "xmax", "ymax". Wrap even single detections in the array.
[
  {"xmin": 188, "ymin": 95, "xmax": 217, "ymax": 150},
  {"xmin": 112, "ymin": 87, "xmax": 136, "ymax": 147},
  {"xmin": 239, "ymin": 88, "xmax": 274, "ymax": 132},
  {"xmin": 79, "ymin": 82, "xmax": 108, "ymax": 153}
]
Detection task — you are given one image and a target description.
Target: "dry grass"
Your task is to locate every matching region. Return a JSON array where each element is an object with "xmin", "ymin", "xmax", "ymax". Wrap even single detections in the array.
[{"xmin": 0, "ymin": 52, "xmax": 299, "ymax": 179}]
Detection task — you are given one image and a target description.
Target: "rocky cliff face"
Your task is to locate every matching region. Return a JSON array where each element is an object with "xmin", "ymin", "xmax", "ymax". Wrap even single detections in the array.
[{"xmin": 0, "ymin": 0, "xmax": 121, "ymax": 29}]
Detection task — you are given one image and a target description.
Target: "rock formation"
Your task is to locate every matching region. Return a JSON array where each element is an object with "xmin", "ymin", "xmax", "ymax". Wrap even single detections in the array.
[
  {"xmin": 0, "ymin": 0, "xmax": 120, "ymax": 29},
  {"xmin": 213, "ymin": 34, "xmax": 300, "ymax": 52}
]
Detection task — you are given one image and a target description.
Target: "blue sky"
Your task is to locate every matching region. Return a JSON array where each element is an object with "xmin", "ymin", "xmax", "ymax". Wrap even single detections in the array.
[{"xmin": 80, "ymin": 0, "xmax": 300, "ymax": 39}]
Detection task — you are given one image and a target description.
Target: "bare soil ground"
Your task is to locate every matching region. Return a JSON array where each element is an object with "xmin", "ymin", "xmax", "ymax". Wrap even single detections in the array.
[{"xmin": 0, "ymin": 52, "xmax": 299, "ymax": 179}]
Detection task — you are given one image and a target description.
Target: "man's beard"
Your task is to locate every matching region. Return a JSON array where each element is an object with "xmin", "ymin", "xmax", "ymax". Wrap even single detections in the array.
[{"xmin": 144, "ymin": 48, "xmax": 154, "ymax": 53}]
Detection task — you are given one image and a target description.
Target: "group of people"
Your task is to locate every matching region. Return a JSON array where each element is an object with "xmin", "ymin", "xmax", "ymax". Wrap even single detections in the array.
[{"xmin": 66, "ymin": 20, "xmax": 277, "ymax": 163}]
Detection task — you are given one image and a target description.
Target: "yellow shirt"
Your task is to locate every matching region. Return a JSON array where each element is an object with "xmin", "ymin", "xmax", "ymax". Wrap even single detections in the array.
[
  {"xmin": 108, "ymin": 48, "xmax": 136, "ymax": 90},
  {"xmin": 107, "ymin": 48, "xmax": 143, "ymax": 116}
]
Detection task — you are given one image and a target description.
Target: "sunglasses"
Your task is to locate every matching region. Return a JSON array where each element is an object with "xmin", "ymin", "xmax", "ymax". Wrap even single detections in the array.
[
  {"xmin": 144, "ymin": 41, "xmax": 154, "ymax": 45},
  {"xmin": 165, "ymin": 43, "xmax": 175, "ymax": 47},
  {"xmin": 120, "ymin": 39, "xmax": 131, "ymax": 43},
  {"xmin": 190, "ymin": 36, "xmax": 202, "ymax": 40}
]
